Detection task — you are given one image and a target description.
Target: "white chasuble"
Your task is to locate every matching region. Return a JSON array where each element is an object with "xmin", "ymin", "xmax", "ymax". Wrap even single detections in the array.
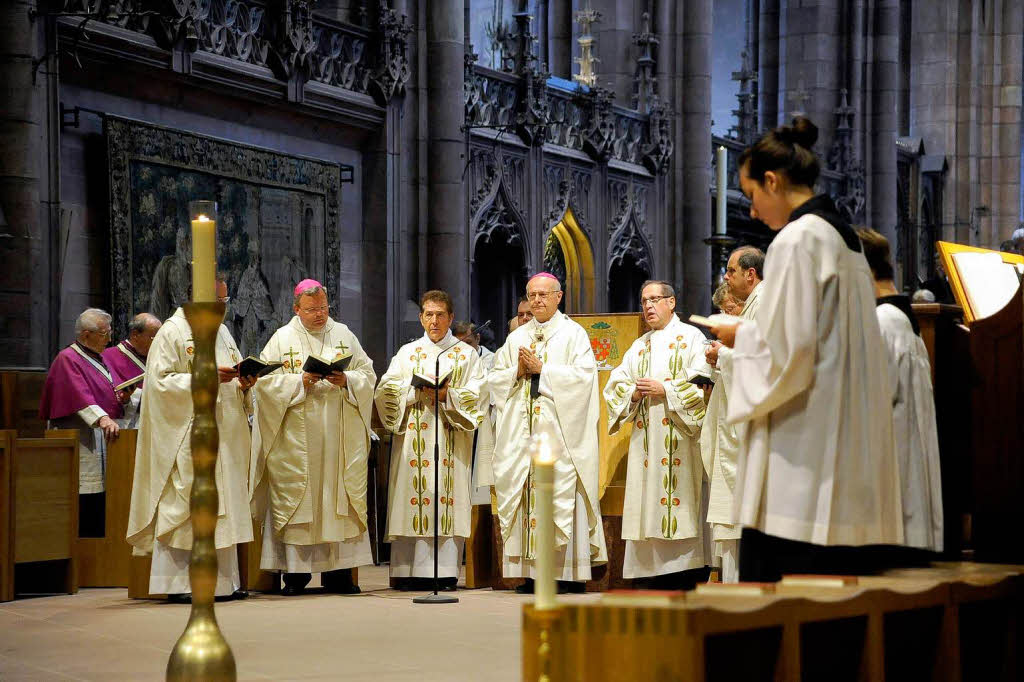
[
  {"xmin": 701, "ymin": 281, "xmax": 764, "ymax": 581},
  {"xmin": 726, "ymin": 212, "xmax": 903, "ymax": 546},
  {"xmin": 877, "ymin": 303, "xmax": 943, "ymax": 551},
  {"xmin": 127, "ymin": 309, "xmax": 253, "ymax": 559},
  {"xmin": 250, "ymin": 317, "xmax": 376, "ymax": 573},
  {"xmin": 490, "ymin": 312, "xmax": 608, "ymax": 581},
  {"xmin": 375, "ymin": 333, "xmax": 485, "ymax": 577},
  {"xmin": 604, "ymin": 316, "xmax": 710, "ymax": 578}
]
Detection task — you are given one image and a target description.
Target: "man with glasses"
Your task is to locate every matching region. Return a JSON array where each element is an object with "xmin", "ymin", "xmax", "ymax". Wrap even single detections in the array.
[
  {"xmin": 128, "ymin": 274, "xmax": 254, "ymax": 601},
  {"xmin": 102, "ymin": 312, "xmax": 161, "ymax": 429},
  {"xmin": 490, "ymin": 273, "xmax": 607, "ymax": 593},
  {"xmin": 40, "ymin": 308, "xmax": 128, "ymax": 537},
  {"xmin": 604, "ymin": 281, "xmax": 712, "ymax": 589},
  {"xmin": 250, "ymin": 279, "xmax": 377, "ymax": 595},
  {"xmin": 701, "ymin": 246, "xmax": 764, "ymax": 581}
]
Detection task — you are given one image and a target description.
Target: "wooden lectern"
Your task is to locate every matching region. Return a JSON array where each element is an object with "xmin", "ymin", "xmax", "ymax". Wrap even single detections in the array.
[{"xmin": 934, "ymin": 242, "xmax": 1024, "ymax": 562}]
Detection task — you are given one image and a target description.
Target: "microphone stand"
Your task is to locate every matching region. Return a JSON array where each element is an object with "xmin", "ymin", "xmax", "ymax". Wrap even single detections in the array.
[{"xmin": 413, "ymin": 336, "xmax": 462, "ymax": 605}]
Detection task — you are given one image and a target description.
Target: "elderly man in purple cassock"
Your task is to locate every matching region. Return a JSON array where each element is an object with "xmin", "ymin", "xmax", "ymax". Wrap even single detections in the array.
[
  {"xmin": 40, "ymin": 308, "xmax": 129, "ymax": 537},
  {"xmin": 102, "ymin": 313, "xmax": 161, "ymax": 429}
]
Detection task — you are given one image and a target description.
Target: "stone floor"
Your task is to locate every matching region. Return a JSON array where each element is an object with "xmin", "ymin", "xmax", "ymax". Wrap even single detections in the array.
[{"xmin": 0, "ymin": 566, "xmax": 601, "ymax": 681}]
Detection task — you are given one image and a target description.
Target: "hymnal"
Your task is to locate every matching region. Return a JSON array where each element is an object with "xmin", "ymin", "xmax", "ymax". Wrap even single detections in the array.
[
  {"xmin": 688, "ymin": 313, "xmax": 741, "ymax": 329},
  {"xmin": 235, "ymin": 357, "xmax": 285, "ymax": 378},
  {"xmin": 411, "ymin": 369, "xmax": 452, "ymax": 390},
  {"xmin": 114, "ymin": 374, "xmax": 144, "ymax": 392},
  {"xmin": 302, "ymin": 353, "xmax": 353, "ymax": 376}
]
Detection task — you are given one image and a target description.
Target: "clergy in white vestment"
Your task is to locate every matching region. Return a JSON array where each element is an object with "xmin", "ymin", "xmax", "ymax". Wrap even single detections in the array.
[
  {"xmin": 711, "ymin": 118, "xmax": 903, "ymax": 582},
  {"xmin": 102, "ymin": 312, "xmax": 161, "ymax": 429},
  {"xmin": 375, "ymin": 291, "xmax": 486, "ymax": 590},
  {"xmin": 250, "ymin": 279, "xmax": 376, "ymax": 595},
  {"xmin": 604, "ymin": 280, "xmax": 711, "ymax": 589},
  {"xmin": 490, "ymin": 273, "xmax": 607, "ymax": 592},
  {"xmin": 127, "ymin": 277, "xmax": 254, "ymax": 600},
  {"xmin": 858, "ymin": 228, "xmax": 943, "ymax": 552},
  {"xmin": 702, "ymin": 247, "xmax": 765, "ymax": 582},
  {"xmin": 454, "ymin": 320, "xmax": 497, "ymax": 503}
]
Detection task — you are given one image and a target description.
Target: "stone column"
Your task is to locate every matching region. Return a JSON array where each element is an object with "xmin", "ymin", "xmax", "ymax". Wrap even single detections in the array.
[
  {"xmin": 656, "ymin": 0, "xmax": 680, "ymax": 285},
  {"xmin": 679, "ymin": 0, "xmax": 713, "ymax": 315},
  {"xmin": 591, "ymin": 0, "xmax": 636, "ymax": 104},
  {"xmin": 536, "ymin": 0, "xmax": 549, "ymax": 69},
  {"xmin": 426, "ymin": 0, "xmax": 468, "ymax": 315},
  {"xmin": 758, "ymin": 0, "xmax": 780, "ymax": 128},
  {"xmin": 0, "ymin": 1, "xmax": 48, "ymax": 366},
  {"xmin": 866, "ymin": 0, "xmax": 899, "ymax": 257},
  {"xmin": 548, "ymin": 0, "xmax": 572, "ymax": 78}
]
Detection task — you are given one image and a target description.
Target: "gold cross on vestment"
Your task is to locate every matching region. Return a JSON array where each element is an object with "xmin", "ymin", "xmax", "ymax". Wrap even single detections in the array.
[{"xmin": 284, "ymin": 346, "xmax": 301, "ymax": 372}]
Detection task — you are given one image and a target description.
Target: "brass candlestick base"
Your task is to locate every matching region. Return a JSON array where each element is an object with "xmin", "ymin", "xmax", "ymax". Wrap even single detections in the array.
[{"xmin": 167, "ymin": 302, "xmax": 236, "ymax": 682}]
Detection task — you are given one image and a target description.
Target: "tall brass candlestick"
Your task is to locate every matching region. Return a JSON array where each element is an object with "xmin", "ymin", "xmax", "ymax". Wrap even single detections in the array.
[{"xmin": 167, "ymin": 301, "xmax": 236, "ymax": 682}]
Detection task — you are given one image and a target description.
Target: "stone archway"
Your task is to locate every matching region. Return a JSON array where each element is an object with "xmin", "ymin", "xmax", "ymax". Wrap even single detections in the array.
[
  {"xmin": 543, "ymin": 207, "xmax": 596, "ymax": 313},
  {"xmin": 607, "ymin": 219, "xmax": 653, "ymax": 313},
  {"xmin": 471, "ymin": 188, "xmax": 528, "ymax": 346}
]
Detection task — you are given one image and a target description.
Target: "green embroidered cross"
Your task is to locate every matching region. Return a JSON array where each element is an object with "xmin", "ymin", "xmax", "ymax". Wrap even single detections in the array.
[
  {"xmin": 335, "ymin": 339, "xmax": 350, "ymax": 356},
  {"xmin": 283, "ymin": 346, "xmax": 301, "ymax": 373}
]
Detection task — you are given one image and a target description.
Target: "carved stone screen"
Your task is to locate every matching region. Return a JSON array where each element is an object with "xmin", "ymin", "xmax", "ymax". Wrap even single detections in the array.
[{"xmin": 105, "ymin": 116, "xmax": 342, "ymax": 357}]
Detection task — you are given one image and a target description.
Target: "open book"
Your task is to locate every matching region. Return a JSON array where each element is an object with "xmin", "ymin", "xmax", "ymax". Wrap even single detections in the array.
[
  {"xmin": 302, "ymin": 353, "xmax": 353, "ymax": 376},
  {"xmin": 688, "ymin": 313, "xmax": 741, "ymax": 329},
  {"xmin": 411, "ymin": 368, "xmax": 453, "ymax": 390},
  {"xmin": 950, "ymin": 251, "xmax": 1021, "ymax": 320},
  {"xmin": 114, "ymin": 374, "xmax": 144, "ymax": 392},
  {"xmin": 235, "ymin": 357, "xmax": 284, "ymax": 378}
]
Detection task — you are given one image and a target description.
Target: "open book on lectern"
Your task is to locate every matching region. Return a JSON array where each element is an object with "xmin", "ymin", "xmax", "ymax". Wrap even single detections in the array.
[{"xmin": 936, "ymin": 241, "xmax": 1024, "ymax": 323}]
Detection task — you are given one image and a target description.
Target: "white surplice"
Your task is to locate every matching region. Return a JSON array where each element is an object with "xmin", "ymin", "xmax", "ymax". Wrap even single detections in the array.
[
  {"xmin": 250, "ymin": 316, "xmax": 376, "ymax": 574},
  {"xmin": 604, "ymin": 316, "xmax": 711, "ymax": 578},
  {"xmin": 375, "ymin": 331, "xmax": 486, "ymax": 578},
  {"xmin": 126, "ymin": 308, "xmax": 252, "ymax": 595},
  {"xmin": 490, "ymin": 311, "xmax": 607, "ymax": 582},
  {"xmin": 877, "ymin": 303, "xmax": 944, "ymax": 551},
  {"xmin": 701, "ymin": 281, "xmax": 763, "ymax": 581},
  {"xmin": 726, "ymin": 212, "xmax": 904, "ymax": 546}
]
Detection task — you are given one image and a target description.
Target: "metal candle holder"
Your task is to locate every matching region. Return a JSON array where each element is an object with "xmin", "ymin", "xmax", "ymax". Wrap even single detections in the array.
[{"xmin": 167, "ymin": 301, "xmax": 236, "ymax": 681}]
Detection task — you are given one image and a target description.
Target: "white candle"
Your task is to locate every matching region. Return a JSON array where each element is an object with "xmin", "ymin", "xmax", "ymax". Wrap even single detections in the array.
[
  {"xmin": 716, "ymin": 145, "xmax": 728, "ymax": 235},
  {"xmin": 532, "ymin": 431, "xmax": 557, "ymax": 610},
  {"xmin": 190, "ymin": 214, "xmax": 216, "ymax": 302}
]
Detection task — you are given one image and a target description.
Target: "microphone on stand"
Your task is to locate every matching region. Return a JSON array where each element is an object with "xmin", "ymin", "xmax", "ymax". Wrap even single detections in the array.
[{"xmin": 413, "ymin": 333, "xmax": 463, "ymax": 605}]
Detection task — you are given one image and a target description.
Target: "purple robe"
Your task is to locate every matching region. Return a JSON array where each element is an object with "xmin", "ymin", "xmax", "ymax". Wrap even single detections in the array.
[
  {"xmin": 102, "ymin": 341, "xmax": 147, "ymax": 387},
  {"xmin": 39, "ymin": 344, "xmax": 123, "ymax": 421}
]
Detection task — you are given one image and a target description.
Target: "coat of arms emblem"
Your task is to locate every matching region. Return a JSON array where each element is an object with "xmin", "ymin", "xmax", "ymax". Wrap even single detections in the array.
[{"xmin": 586, "ymin": 321, "xmax": 619, "ymax": 369}]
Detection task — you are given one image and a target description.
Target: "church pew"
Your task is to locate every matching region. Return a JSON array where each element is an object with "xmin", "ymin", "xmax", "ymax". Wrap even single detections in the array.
[
  {"xmin": 1, "ymin": 370, "xmax": 48, "ymax": 437},
  {"xmin": 522, "ymin": 563, "xmax": 1024, "ymax": 681},
  {"xmin": 0, "ymin": 432, "xmax": 79, "ymax": 600},
  {"xmin": 46, "ymin": 429, "xmax": 136, "ymax": 587}
]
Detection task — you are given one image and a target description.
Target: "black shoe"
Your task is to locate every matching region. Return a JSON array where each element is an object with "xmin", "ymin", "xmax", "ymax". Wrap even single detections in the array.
[
  {"xmin": 394, "ymin": 578, "xmax": 411, "ymax": 591},
  {"xmin": 323, "ymin": 569, "xmax": 361, "ymax": 594},
  {"xmin": 281, "ymin": 584, "xmax": 305, "ymax": 596},
  {"xmin": 439, "ymin": 577, "xmax": 458, "ymax": 592},
  {"xmin": 167, "ymin": 593, "xmax": 191, "ymax": 604},
  {"xmin": 232, "ymin": 589, "xmax": 249, "ymax": 600},
  {"xmin": 515, "ymin": 579, "xmax": 535, "ymax": 594},
  {"xmin": 557, "ymin": 580, "xmax": 585, "ymax": 594}
]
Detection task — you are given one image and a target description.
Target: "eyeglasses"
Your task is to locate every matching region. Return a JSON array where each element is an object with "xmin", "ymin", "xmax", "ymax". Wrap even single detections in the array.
[
  {"xmin": 90, "ymin": 328, "xmax": 112, "ymax": 337},
  {"xmin": 300, "ymin": 305, "xmax": 329, "ymax": 314},
  {"xmin": 640, "ymin": 295, "xmax": 672, "ymax": 306},
  {"xmin": 526, "ymin": 292, "xmax": 556, "ymax": 301},
  {"xmin": 217, "ymin": 296, "xmax": 231, "ymax": 303}
]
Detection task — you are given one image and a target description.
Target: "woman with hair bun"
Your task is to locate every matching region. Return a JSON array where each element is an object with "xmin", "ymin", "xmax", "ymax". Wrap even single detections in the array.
[{"xmin": 709, "ymin": 117, "xmax": 904, "ymax": 582}]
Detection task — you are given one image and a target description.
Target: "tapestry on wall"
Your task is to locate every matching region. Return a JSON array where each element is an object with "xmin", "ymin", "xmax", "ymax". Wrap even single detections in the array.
[{"xmin": 105, "ymin": 116, "xmax": 342, "ymax": 357}]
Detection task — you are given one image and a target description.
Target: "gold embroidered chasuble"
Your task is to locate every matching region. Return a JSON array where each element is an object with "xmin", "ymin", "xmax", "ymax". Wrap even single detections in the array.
[{"xmin": 375, "ymin": 332, "xmax": 486, "ymax": 540}]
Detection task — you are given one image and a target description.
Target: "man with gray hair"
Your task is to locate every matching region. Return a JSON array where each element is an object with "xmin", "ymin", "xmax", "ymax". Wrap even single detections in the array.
[
  {"xmin": 40, "ymin": 308, "xmax": 129, "ymax": 537},
  {"xmin": 102, "ymin": 312, "xmax": 161, "ymax": 429},
  {"xmin": 703, "ymin": 245, "xmax": 765, "ymax": 581},
  {"xmin": 604, "ymin": 280, "xmax": 712, "ymax": 588}
]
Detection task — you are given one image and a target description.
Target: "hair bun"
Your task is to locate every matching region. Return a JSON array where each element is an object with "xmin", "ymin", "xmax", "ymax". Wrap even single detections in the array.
[{"xmin": 785, "ymin": 116, "xmax": 819, "ymax": 149}]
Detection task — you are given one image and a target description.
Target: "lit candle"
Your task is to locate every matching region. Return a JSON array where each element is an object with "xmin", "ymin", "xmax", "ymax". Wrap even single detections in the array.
[
  {"xmin": 189, "ymin": 201, "xmax": 217, "ymax": 302},
  {"xmin": 716, "ymin": 145, "xmax": 728, "ymax": 235},
  {"xmin": 532, "ymin": 431, "xmax": 557, "ymax": 610}
]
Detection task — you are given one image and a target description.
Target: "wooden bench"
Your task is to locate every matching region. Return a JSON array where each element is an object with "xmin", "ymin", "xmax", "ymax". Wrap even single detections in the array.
[{"xmin": 1, "ymin": 429, "xmax": 79, "ymax": 601}]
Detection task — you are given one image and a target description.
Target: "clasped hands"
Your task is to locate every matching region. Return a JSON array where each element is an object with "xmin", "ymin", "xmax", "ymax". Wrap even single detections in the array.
[
  {"xmin": 217, "ymin": 366, "xmax": 260, "ymax": 390},
  {"xmin": 516, "ymin": 347, "xmax": 543, "ymax": 379},
  {"xmin": 302, "ymin": 370, "xmax": 347, "ymax": 390},
  {"xmin": 631, "ymin": 378, "xmax": 667, "ymax": 403}
]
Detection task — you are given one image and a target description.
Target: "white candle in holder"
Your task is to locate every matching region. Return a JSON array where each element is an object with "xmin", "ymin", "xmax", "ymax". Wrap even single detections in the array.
[
  {"xmin": 716, "ymin": 145, "xmax": 728, "ymax": 235},
  {"xmin": 189, "ymin": 201, "xmax": 217, "ymax": 302},
  {"xmin": 532, "ymin": 431, "xmax": 557, "ymax": 611}
]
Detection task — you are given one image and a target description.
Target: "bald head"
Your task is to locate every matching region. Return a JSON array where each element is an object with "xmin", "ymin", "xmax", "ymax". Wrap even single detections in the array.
[{"xmin": 128, "ymin": 312, "xmax": 161, "ymax": 356}]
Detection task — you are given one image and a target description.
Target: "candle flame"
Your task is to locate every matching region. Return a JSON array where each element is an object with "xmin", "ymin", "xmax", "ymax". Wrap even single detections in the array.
[
  {"xmin": 531, "ymin": 431, "xmax": 556, "ymax": 465},
  {"xmin": 196, "ymin": 214, "xmax": 212, "ymax": 222}
]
